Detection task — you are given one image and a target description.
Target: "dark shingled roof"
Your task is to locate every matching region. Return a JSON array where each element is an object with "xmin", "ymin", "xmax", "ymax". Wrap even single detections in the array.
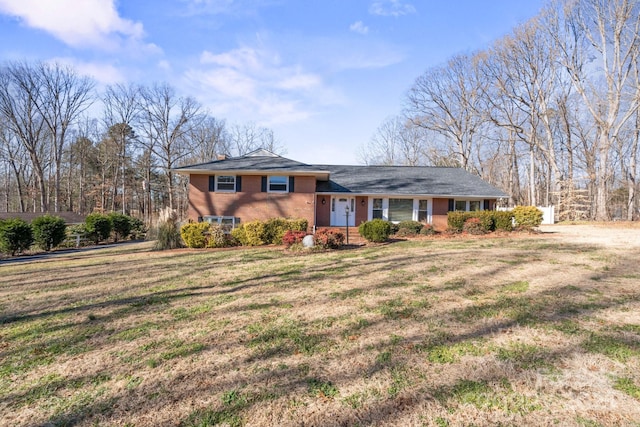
[
  {"xmin": 315, "ymin": 165, "xmax": 507, "ymax": 197},
  {"xmin": 175, "ymin": 150, "xmax": 508, "ymax": 198},
  {"xmin": 174, "ymin": 149, "xmax": 327, "ymax": 174}
]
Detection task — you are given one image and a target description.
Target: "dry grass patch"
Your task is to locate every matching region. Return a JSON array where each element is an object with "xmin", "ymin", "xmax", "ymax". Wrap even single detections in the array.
[{"xmin": 1, "ymin": 226, "xmax": 640, "ymax": 426}]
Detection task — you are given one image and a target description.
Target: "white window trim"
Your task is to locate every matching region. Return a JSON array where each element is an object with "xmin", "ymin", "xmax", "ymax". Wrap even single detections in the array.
[
  {"xmin": 367, "ymin": 197, "xmax": 433, "ymax": 224},
  {"xmin": 215, "ymin": 175, "xmax": 236, "ymax": 192},
  {"xmin": 454, "ymin": 199, "xmax": 482, "ymax": 212},
  {"xmin": 268, "ymin": 175, "xmax": 289, "ymax": 193}
]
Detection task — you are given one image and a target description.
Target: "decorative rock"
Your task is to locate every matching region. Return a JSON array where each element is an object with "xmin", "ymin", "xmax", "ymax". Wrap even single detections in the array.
[{"xmin": 302, "ymin": 234, "xmax": 315, "ymax": 248}]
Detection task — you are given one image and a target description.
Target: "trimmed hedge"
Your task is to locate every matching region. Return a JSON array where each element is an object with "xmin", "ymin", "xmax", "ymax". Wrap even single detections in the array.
[
  {"xmin": 232, "ymin": 218, "xmax": 308, "ymax": 246},
  {"xmin": 181, "ymin": 222, "xmax": 211, "ymax": 248},
  {"xmin": 108, "ymin": 212, "xmax": 133, "ymax": 242},
  {"xmin": 85, "ymin": 213, "xmax": 113, "ymax": 244},
  {"xmin": 358, "ymin": 219, "xmax": 392, "ymax": 243},
  {"xmin": 0, "ymin": 218, "xmax": 33, "ymax": 256},
  {"xmin": 513, "ymin": 206, "xmax": 543, "ymax": 229},
  {"xmin": 493, "ymin": 211, "xmax": 514, "ymax": 232},
  {"xmin": 32, "ymin": 215, "xmax": 66, "ymax": 251},
  {"xmin": 395, "ymin": 220, "xmax": 424, "ymax": 236}
]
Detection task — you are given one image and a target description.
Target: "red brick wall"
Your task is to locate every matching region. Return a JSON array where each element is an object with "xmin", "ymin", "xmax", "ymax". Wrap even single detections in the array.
[
  {"xmin": 432, "ymin": 198, "xmax": 450, "ymax": 231},
  {"xmin": 316, "ymin": 195, "xmax": 331, "ymax": 227},
  {"xmin": 355, "ymin": 196, "xmax": 367, "ymax": 226},
  {"xmin": 187, "ymin": 174, "xmax": 316, "ymax": 230}
]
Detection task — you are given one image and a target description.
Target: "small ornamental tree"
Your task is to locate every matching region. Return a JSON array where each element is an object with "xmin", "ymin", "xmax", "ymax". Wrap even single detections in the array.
[
  {"xmin": 85, "ymin": 213, "xmax": 113, "ymax": 244},
  {"xmin": 32, "ymin": 215, "xmax": 67, "ymax": 251},
  {"xmin": 0, "ymin": 218, "xmax": 34, "ymax": 256}
]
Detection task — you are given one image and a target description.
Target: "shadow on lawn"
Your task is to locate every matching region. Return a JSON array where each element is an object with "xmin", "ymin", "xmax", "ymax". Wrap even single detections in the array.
[{"xmin": 3, "ymin": 238, "xmax": 639, "ymax": 425}]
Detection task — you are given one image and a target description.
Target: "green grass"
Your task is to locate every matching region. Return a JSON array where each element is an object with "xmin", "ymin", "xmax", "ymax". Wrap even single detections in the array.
[
  {"xmin": 613, "ymin": 377, "xmax": 640, "ymax": 400},
  {"xmin": 307, "ymin": 378, "xmax": 339, "ymax": 398}
]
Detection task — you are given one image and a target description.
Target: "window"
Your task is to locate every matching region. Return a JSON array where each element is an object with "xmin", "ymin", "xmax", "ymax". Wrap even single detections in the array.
[
  {"xmin": 469, "ymin": 200, "xmax": 481, "ymax": 211},
  {"xmin": 372, "ymin": 198, "xmax": 383, "ymax": 219},
  {"xmin": 268, "ymin": 175, "xmax": 288, "ymax": 192},
  {"xmin": 418, "ymin": 200, "xmax": 429, "ymax": 222},
  {"xmin": 216, "ymin": 175, "xmax": 236, "ymax": 192},
  {"xmin": 389, "ymin": 198, "xmax": 413, "ymax": 222},
  {"xmin": 202, "ymin": 216, "xmax": 240, "ymax": 232},
  {"xmin": 455, "ymin": 200, "xmax": 467, "ymax": 211}
]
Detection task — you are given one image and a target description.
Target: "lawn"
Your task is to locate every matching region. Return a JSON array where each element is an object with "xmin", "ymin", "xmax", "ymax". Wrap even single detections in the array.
[{"xmin": 1, "ymin": 227, "xmax": 640, "ymax": 426}]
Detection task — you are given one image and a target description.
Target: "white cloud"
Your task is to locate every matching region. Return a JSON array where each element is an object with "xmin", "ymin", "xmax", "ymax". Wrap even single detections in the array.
[
  {"xmin": 185, "ymin": 45, "xmax": 337, "ymax": 126},
  {"xmin": 369, "ymin": 0, "xmax": 416, "ymax": 17},
  {"xmin": 0, "ymin": 0, "xmax": 153, "ymax": 52},
  {"xmin": 349, "ymin": 21, "xmax": 369, "ymax": 35},
  {"xmin": 48, "ymin": 57, "xmax": 126, "ymax": 85}
]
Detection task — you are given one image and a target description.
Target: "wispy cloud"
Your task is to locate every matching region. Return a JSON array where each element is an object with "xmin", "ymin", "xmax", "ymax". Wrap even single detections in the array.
[
  {"xmin": 0, "ymin": 0, "xmax": 157, "ymax": 53},
  {"xmin": 49, "ymin": 57, "xmax": 126, "ymax": 85},
  {"xmin": 369, "ymin": 0, "xmax": 416, "ymax": 17},
  {"xmin": 186, "ymin": 45, "xmax": 338, "ymax": 125},
  {"xmin": 349, "ymin": 21, "xmax": 369, "ymax": 35}
]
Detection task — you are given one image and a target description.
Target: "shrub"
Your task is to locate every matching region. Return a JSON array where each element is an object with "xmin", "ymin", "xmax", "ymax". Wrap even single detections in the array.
[
  {"xmin": 231, "ymin": 220, "xmax": 265, "ymax": 246},
  {"xmin": 513, "ymin": 206, "xmax": 543, "ymax": 229},
  {"xmin": 85, "ymin": 213, "xmax": 113, "ymax": 244},
  {"xmin": 128, "ymin": 216, "xmax": 147, "ymax": 239},
  {"xmin": 154, "ymin": 208, "xmax": 182, "ymax": 250},
  {"xmin": 31, "ymin": 215, "xmax": 67, "ymax": 251},
  {"xmin": 108, "ymin": 212, "xmax": 133, "ymax": 242},
  {"xmin": 463, "ymin": 217, "xmax": 486, "ymax": 235},
  {"xmin": 396, "ymin": 220, "xmax": 424, "ymax": 236},
  {"xmin": 493, "ymin": 211, "xmax": 514, "ymax": 232},
  {"xmin": 447, "ymin": 211, "xmax": 470, "ymax": 233},
  {"xmin": 0, "ymin": 218, "xmax": 33, "ymax": 256},
  {"xmin": 314, "ymin": 228, "xmax": 345, "ymax": 249},
  {"xmin": 358, "ymin": 219, "xmax": 392, "ymax": 243},
  {"xmin": 476, "ymin": 211, "xmax": 495, "ymax": 232},
  {"xmin": 206, "ymin": 224, "xmax": 229, "ymax": 248},
  {"xmin": 181, "ymin": 222, "xmax": 210, "ymax": 248},
  {"xmin": 420, "ymin": 224, "xmax": 436, "ymax": 235},
  {"xmin": 263, "ymin": 218, "xmax": 288, "ymax": 245},
  {"xmin": 283, "ymin": 230, "xmax": 307, "ymax": 246}
]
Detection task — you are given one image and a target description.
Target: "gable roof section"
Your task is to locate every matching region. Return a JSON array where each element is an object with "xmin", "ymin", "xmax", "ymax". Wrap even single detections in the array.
[
  {"xmin": 315, "ymin": 165, "xmax": 507, "ymax": 198},
  {"xmin": 174, "ymin": 150, "xmax": 330, "ymax": 177}
]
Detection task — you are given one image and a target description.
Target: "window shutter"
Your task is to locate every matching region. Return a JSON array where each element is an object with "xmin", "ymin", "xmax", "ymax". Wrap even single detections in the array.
[
  {"xmin": 288, "ymin": 176, "xmax": 295, "ymax": 193},
  {"xmin": 209, "ymin": 175, "xmax": 215, "ymax": 192},
  {"xmin": 448, "ymin": 199, "xmax": 454, "ymax": 212},
  {"xmin": 236, "ymin": 176, "xmax": 242, "ymax": 192},
  {"xmin": 261, "ymin": 176, "xmax": 267, "ymax": 192},
  {"xmin": 483, "ymin": 199, "xmax": 490, "ymax": 210}
]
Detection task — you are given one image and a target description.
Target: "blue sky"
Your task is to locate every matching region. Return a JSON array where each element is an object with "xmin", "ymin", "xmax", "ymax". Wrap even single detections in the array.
[{"xmin": 0, "ymin": 0, "xmax": 545, "ymax": 164}]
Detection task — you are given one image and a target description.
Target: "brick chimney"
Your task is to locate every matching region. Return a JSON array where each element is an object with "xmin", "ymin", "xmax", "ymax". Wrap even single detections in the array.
[{"xmin": 216, "ymin": 154, "xmax": 227, "ymax": 161}]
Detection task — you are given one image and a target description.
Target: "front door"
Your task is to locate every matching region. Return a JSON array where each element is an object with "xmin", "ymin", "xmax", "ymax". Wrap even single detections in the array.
[{"xmin": 331, "ymin": 197, "xmax": 355, "ymax": 226}]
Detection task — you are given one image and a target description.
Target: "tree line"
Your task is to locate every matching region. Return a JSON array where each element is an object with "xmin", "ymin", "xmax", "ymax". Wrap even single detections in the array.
[
  {"xmin": 0, "ymin": 62, "xmax": 284, "ymax": 223},
  {"xmin": 360, "ymin": 0, "xmax": 640, "ymax": 221}
]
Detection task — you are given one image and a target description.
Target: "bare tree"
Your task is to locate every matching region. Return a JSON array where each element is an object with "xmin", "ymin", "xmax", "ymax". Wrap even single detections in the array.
[
  {"xmin": 548, "ymin": 0, "xmax": 640, "ymax": 220},
  {"xmin": 358, "ymin": 116, "xmax": 428, "ymax": 166},
  {"xmin": 138, "ymin": 83, "xmax": 201, "ymax": 210},
  {"xmin": 406, "ymin": 53, "xmax": 488, "ymax": 171},
  {"xmin": 0, "ymin": 62, "xmax": 49, "ymax": 211},
  {"xmin": 227, "ymin": 122, "xmax": 285, "ymax": 157},
  {"xmin": 103, "ymin": 83, "xmax": 139, "ymax": 214},
  {"xmin": 33, "ymin": 62, "xmax": 95, "ymax": 212},
  {"xmin": 186, "ymin": 115, "xmax": 229, "ymax": 163}
]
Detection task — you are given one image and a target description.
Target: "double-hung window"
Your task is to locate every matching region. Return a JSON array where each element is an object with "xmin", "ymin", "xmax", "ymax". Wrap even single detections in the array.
[
  {"xmin": 418, "ymin": 200, "xmax": 429, "ymax": 221},
  {"xmin": 216, "ymin": 175, "xmax": 236, "ymax": 192},
  {"xmin": 372, "ymin": 198, "xmax": 383, "ymax": 219},
  {"xmin": 268, "ymin": 175, "xmax": 288, "ymax": 192}
]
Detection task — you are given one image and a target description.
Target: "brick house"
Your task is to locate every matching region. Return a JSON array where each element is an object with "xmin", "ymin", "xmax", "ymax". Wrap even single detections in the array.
[{"xmin": 174, "ymin": 149, "xmax": 507, "ymax": 231}]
